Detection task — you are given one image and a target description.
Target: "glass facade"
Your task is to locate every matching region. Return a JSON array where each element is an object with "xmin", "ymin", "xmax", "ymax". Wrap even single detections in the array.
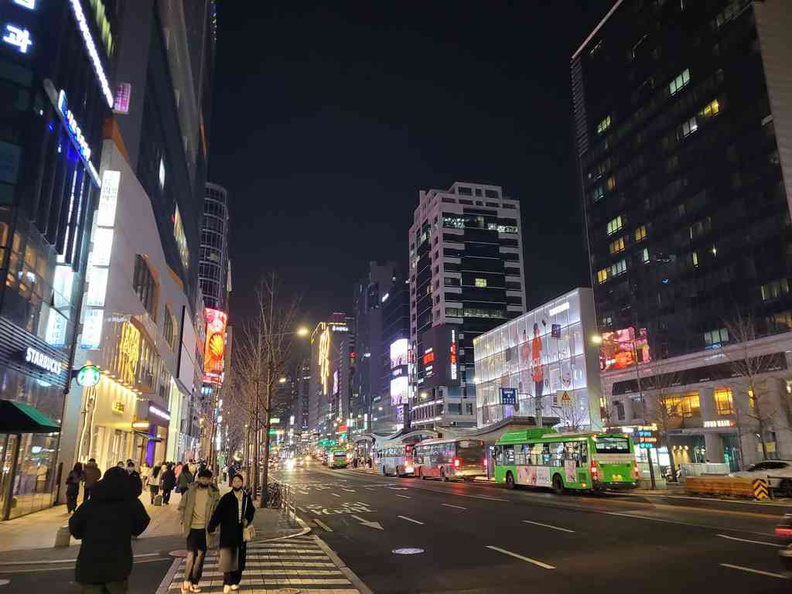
[
  {"xmin": 199, "ymin": 183, "xmax": 228, "ymax": 310},
  {"xmin": 474, "ymin": 289, "xmax": 602, "ymax": 430}
]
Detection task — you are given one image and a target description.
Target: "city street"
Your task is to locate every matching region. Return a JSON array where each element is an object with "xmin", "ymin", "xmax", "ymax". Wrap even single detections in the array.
[{"xmin": 278, "ymin": 464, "xmax": 791, "ymax": 594}]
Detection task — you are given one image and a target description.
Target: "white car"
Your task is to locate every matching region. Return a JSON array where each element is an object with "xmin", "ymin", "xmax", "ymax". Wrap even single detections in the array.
[{"xmin": 730, "ymin": 460, "xmax": 792, "ymax": 496}]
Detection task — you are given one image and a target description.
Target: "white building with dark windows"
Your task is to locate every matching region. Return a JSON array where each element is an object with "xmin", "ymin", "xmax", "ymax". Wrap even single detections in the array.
[{"xmin": 408, "ymin": 182, "xmax": 527, "ymax": 430}]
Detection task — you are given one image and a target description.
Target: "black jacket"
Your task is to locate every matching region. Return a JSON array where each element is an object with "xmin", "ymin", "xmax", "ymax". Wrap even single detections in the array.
[
  {"xmin": 127, "ymin": 469, "xmax": 142, "ymax": 498},
  {"xmin": 208, "ymin": 489, "xmax": 255, "ymax": 549},
  {"xmin": 161, "ymin": 468, "xmax": 176, "ymax": 490},
  {"xmin": 69, "ymin": 467, "xmax": 150, "ymax": 584},
  {"xmin": 82, "ymin": 462, "xmax": 101, "ymax": 487}
]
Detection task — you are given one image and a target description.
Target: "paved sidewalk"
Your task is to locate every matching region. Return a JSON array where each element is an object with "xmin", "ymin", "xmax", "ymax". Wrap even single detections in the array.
[{"xmin": 0, "ymin": 489, "xmax": 188, "ymax": 553}]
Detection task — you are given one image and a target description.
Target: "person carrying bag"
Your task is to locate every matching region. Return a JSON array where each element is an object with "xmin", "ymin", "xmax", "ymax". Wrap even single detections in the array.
[{"xmin": 208, "ymin": 474, "xmax": 255, "ymax": 592}]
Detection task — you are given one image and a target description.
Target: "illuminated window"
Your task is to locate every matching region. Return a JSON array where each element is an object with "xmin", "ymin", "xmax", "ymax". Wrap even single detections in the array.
[
  {"xmin": 592, "ymin": 185, "xmax": 605, "ymax": 202},
  {"xmin": 760, "ymin": 279, "xmax": 790, "ymax": 301},
  {"xmin": 680, "ymin": 116, "xmax": 698, "ymax": 138},
  {"xmin": 133, "ymin": 255, "xmax": 159, "ymax": 320},
  {"xmin": 158, "ymin": 158, "xmax": 166, "ymax": 189},
  {"xmin": 173, "ymin": 206, "xmax": 190, "ymax": 272},
  {"xmin": 692, "ymin": 251, "xmax": 699, "ymax": 267},
  {"xmin": 606, "ymin": 216, "xmax": 624, "ymax": 236},
  {"xmin": 634, "ymin": 225, "xmax": 647, "ymax": 242},
  {"xmin": 596, "ymin": 115, "xmax": 611, "ymax": 134},
  {"xmin": 700, "ymin": 99, "xmax": 720, "ymax": 118},
  {"xmin": 475, "ymin": 278, "xmax": 487, "ymax": 288},
  {"xmin": 163, "ymin": 305, "xmax": 177, "ymax": 350},
  {"xmin": 606, "ymin": 175, "xmax": 616, "ymax": 191},
  {"xmin": 611, "ymin": 259, "xmax": 627, "ymax": 276},
  {"xmin": 669, "ymin": 68, "xmax": 690, "ymax": 96},
  {"xmin": 597, "ymin": 268, "xmax": 609, "ymax": 284},
  {"xmin": 609, "ymin": 237, "xmax": 625, "ymax": 254},
  {"xmin": 640, "ymin": 248, "xmax": 649, "ymax": 263},
  {"xmin": 704, "ymin": 328, "xmax": 729, "ymax": 348},
  {"xmin": 714, "ymin": 388, "xmax": 735, "ymax": 415},
  {"xmin": 665, "ymin": 393, "xmax": 700, "ymax": 417}
]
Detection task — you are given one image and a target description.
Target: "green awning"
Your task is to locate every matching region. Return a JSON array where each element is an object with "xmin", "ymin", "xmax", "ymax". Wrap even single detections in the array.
[{"xmin": 0, "ymin": 400, "xmax": 61, "ymax": 433}]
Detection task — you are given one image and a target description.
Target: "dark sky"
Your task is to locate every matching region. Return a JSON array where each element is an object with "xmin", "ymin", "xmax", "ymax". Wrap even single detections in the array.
[{"xmin": 209, "ymin": 1, "xmax": 613, "ymax": 327}]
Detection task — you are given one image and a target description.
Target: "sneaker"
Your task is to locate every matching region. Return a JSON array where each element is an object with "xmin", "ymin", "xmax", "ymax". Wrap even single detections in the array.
[
  {"xmin": 180, "ymin": 582, "xmax": 190, "ymax": 593},
  {"xmin": 230, "ymin": 586, "xmax": 239, "ymax": 591},
  {"xmin": 223, "ymin": 586, "xmax": 231, "ymax": 594},
  {"xmin": 190, "ymin": 586, "xmax": 201, "ymax": 593}
]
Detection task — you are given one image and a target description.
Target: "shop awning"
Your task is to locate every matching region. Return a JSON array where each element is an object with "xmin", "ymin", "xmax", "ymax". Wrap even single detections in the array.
[{"xmin": 0, "ymin": 400, "xmax": 61, "ymax": 433}]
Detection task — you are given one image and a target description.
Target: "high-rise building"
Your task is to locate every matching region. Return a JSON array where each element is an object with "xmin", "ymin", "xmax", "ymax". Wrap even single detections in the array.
[
  {"xmin": 573, "ymin": 0, "xmax": 792, "ymax": 467},
  {"xmin": 408, "ymin": 182, "xmax": 526, "ymax": 430},
  {"xmin": 200, "ymin": 182, "xmax": 230, "ymax": 311},
  {"xmin": 0, "ymin": 0, "xmax": 119, "ymax": 520},
  {"xmin": 56, "ymin": 0, "xmax": 218, "ymax": 506},
  {"xmin": 309, "ymin": 314, "xmax": 353, "ymax": 442},
  {"xmin": 379, "ymin": 266, "xmax": 410, "ymax": 434},
  {"xmin": 353, "ymin": 261, "xmax": 401, "ymax": 436}
]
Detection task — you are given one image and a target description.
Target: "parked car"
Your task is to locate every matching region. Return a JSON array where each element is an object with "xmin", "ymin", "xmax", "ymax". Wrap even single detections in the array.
[{"xmin": 730, "ymin": 460, "xmax": 792, "ymax": 496}]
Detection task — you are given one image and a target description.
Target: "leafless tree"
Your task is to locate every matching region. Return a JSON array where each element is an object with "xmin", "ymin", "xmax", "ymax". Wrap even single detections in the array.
[
  {"xmin": 552, "ymin": 394, "xmax": 589, "ymax": 433},
  {"xmin": 231, "ymin": 273, "xmax": 300, "ymax": 505},
  {"xmin": 725, "ymin": 313, "xmax": 779, "ymax": 462},
  {"xmin": 642, "ymin": 360, "xmax": 684, "ymax": 481}
]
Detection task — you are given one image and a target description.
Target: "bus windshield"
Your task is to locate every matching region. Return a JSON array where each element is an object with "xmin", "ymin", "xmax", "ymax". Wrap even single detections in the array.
[
  {"xmin": 456, "ymin": 440, "xmax": 485, "ymax": 462},
  {"xmin": 594, "ymin": 437, "xmax": 630, "ymax": 454}
]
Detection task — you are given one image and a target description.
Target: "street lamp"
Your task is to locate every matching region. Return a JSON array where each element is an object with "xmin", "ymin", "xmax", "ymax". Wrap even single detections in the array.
[
  {"xmin": 297, "ymin": 326, "xmax": 309, "ymax": 337},
  {"xmin": 278, "ymin": 377, "xmax": 287, "ymax": 384}
]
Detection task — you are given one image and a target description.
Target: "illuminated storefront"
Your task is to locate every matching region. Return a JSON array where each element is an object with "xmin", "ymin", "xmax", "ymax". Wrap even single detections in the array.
[
  {"xmin": 0, "ymin": 0, "xmax": 116, "ymax": 519},
  {"xmin": 473, "ymin": 288, "xmax": 603, "ymax": 430}
]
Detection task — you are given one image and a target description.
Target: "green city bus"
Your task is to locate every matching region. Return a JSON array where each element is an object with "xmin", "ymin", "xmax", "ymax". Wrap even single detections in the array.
[
  {"xmin": 330, "ymin": 448, "xmax": 349, "ymax": 469},
  {"xmin": 494, "ymin": 428, "xmax": 639, "ymax": 494}
]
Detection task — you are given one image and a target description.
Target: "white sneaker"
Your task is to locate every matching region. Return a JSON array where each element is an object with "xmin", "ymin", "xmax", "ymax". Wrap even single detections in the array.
[
  {"xmin": 223, "ymin": 586, "xmax": 231, "ymax": 594},
  {"xmin": 190, "ymin": 586, "xmax": 201, "ymax": 593},
  {"xmin": 230, "ymin": 586, "xmax": 240, "ymax": 591},
  {"xmin": 180, "ymin": 582, "xmax": 190, "ymax": 593}
]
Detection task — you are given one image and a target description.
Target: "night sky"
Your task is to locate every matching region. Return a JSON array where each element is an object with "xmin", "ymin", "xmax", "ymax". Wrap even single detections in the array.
[{"xmin": 208, "ymin": 1, "xmax": 614, "ymax": 327}]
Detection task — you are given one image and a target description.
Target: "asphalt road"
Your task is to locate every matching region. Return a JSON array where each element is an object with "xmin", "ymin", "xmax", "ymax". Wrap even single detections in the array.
[{"xmin": 278, "ymin": 464, "xmax": 791, "ymax": 594}]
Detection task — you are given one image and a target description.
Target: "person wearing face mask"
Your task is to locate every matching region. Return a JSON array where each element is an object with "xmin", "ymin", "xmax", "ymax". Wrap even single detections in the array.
[
  {"xmin": 209, "ymin": 475, "xmax": 255, "ymax": 592},
  {"xmin": 125, "ymin": 460, "xmax": 142, "ymax": 498},
  {"xmin": 178, "ymin": 469, "xmax": 220, "ymax": 593}
]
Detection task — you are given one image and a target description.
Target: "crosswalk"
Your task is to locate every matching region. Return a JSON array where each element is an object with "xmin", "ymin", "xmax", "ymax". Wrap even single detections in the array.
[{"xmin": 165, "ymin": 535, "xmax": 360, "ymax": 593}]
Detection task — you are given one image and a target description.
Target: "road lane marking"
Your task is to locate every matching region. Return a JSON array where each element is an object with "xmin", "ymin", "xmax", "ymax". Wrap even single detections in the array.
[
  {"xmin": 332, "ymin": 493, "xmax": 341, "ymax": 497},
  {"xmin": 717, "ymin": 534, "xmax": 781, "ymax": 547},
  {"xmin": 342, "ymin": 488, "xmax": 356, "ymax": 492},
  {"xmin": 314, "ymin": 519, "xmax": 334, "ymax": 532},
  {"xmin": 351, "ymin": 514, "xmax": 384, "ymax": 530},
  {"xmin": 398, "ymin": 515, "xmax": 424, "ymax": 525},
  {"xmin": 720, "ymin": 563, "xmax": 787, "ymax": 579},
  {"xmin": 523, "ymin": 519, "xmax": 575, "ymax": 533},
  {"xmin": 395, "ymin": 494, "xmax": 411, "ymax": 499},
  {"xmin": 442, "ymin": 503, "xmax": 467, "ymax": 510},
  {"xmin": 486, "ymin": 546, "xmax": 555, "ymax": 570}
]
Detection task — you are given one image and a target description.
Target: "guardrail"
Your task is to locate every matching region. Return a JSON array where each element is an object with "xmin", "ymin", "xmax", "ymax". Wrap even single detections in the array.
[{"xmin": 268, "ymin": 480, "xmax": 298, "ymax": 522}]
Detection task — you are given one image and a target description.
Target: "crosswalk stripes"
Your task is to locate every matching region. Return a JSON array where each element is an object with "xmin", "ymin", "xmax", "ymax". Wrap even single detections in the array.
[{"xmin": 165, "ymin": 535, "xmax": 361, "ymax": 592}]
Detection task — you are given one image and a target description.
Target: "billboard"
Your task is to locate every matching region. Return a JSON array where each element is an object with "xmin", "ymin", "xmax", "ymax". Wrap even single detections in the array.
[
  {"xmin": 599, "ymin": 327, "xmax": 651, "ymax": 371},
  {"xmin": 390, "ymin": 376, "xmax": 409, "ymax": 405},
  {"xmin": 203, "ymin": 308, "xmax": 227, "ymax": 383},
  {"xmin": 390, "ymin": 338, "xmax": 409, "ymax": 368}
]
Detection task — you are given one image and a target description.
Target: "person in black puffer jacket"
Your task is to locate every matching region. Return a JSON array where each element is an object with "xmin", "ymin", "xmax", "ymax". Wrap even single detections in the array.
[{"xmin": 69, "ymin": 466, "xmax": 150, "ymax": 592}]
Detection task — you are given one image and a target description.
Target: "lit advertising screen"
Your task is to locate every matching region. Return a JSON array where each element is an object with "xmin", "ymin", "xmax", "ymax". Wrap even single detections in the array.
[
  {"xmin": 599, "ymin": 327, "xmax": 651, "ymax": 371},
  {"xmin": 203, "ymin": 308, "xmax": 227, "ymax": 383},
  {"xmin": 390, "ymin": 376, "xmax": 409, "ymax": 405},
  {"xmin": 390, "ymin": 338, "xmax": 409, "ymax": 369}
]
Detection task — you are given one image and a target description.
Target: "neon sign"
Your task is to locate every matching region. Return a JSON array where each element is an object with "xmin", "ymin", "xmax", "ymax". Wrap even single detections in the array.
[
  {"xmin": 203, "ymin": 308, "xmax": 227, "ymax": 383},
  {"xmin": 69, "ymin": 0, "xmax": 114, "ymax": 107},
  {"xmin": 450, "ymin": 330, "xmax": 458, "ymax": 380},
  {"xmin": 56, "ymin": 91, "xmax": 100, "ymax": 184},
  {"xmin": 2, "ymin": 24, "xmax": 32, "ymax": 54},
  {"xmin": 25, "ymin": 347, "xmax": 63, "ymax": 375}
]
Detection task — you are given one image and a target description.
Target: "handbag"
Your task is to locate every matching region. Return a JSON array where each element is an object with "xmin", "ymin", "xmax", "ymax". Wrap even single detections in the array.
[{"xmin": 242, "ymin": 525, "xmax": 256, "ymax": 542}]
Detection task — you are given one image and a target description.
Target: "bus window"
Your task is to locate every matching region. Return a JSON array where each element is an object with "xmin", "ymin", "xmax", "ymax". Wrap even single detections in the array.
[
  {"xmin": 503, "ymin": 445, "xmax": 515, "ymax": 465},
  {"xmin": 594, "ymin": 437, "xmax": 630, "ymax": 454},
  {"xmin": 456, "ymin": 440, "xmax": 485, "ymax": 463}
]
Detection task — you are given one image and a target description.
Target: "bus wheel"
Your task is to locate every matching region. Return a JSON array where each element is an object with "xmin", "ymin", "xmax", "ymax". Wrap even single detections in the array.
[
  {"xmin": 505, "ymin": 471, "xmax": 515, "ymax": 489},
  {"xmin": 552, "ymin": 474, "xmax": 565, "ymax": 495}
]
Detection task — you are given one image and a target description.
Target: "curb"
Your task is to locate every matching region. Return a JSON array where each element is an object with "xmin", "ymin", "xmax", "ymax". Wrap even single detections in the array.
[{"xmin": 312, "ymin": 533, "xmax": 373, "ymax": 594}]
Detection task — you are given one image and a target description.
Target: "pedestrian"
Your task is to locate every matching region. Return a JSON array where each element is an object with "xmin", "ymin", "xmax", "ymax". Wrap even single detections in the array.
[
  {"xmin": 69, "ymin": 466, "xmax": 150, "ymax": 593},
  {"xmin": 161, "ymin": 463, "xmax": 176, "ymax": 505},
  {"xmin": 178, "ymin": 469, "xmax": 220, "ymax": 593},
  {"xmin": 209, "ymin": 474, "xmax": 255, "ymax": 593},
  {"xmin": 188, "ymin": 459, "xmax": 197, "ymax": 476},
  {"xmin": 125, "ymin": 461, "xmax": 142, "ymax": 498},
  {"xmin": 140, "ymin": 462, "xmax": 151, "ymax": 490},
  {"xmin": 66, "ymin": 462, "xmax": 83, "ymax": 513},
  {"xmin": 178, "ymin": 461, "xmax": 195, "ymax": 494},
  {"xmin": 83, "ymin": 458, "xmax": 102, "ymax": 503},
  {"xmin": 149, "ymin": 462, "xmax": 162, "ymax": 504}
]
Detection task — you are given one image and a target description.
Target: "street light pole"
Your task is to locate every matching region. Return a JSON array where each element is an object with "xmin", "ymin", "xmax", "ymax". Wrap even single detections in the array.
[{"xmin": 631, "ymin": 331, "xmax": 657, "ymax": 490}]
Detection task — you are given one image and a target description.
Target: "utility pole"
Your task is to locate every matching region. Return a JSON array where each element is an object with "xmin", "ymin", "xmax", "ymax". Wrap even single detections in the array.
[{"xmin": 632, "ymin": 327, "xmax": 656, "ymax": 490}]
